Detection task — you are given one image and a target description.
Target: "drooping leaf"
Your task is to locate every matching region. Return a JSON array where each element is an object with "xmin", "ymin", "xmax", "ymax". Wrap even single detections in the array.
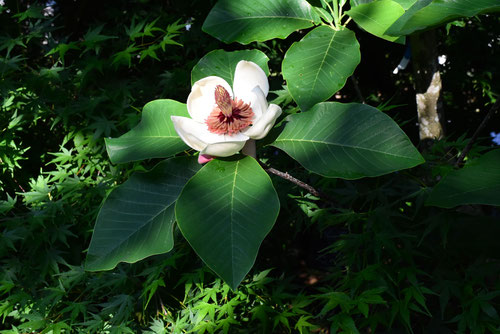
[
  {"xmin": 282, "ymin": 27, "xmax": 360, "ymax": 111},
  {"xmin": 347, "ymin": 0, "xmax": 406, "ymax": 42},
  {"xmin": 105, "ymin": 99, "xmax": 189, "ymax": 164},
  {"xmin": 272, "ymin": 102, "xmax": 424, "ymax": 179},
  {"xmin": 191, "ymin": 49, "xmax": 269, "ymax": 86},
  {"xmin": 426, "ymin": 149, "xmax": 500, "ymax": 208},
  {"xmin": 86, "ymin": 156, "xmax": 201, "ymax": 271},
  {"xmin": 350, "ymin": 0, "xmax": 417, "ymax": 10},
  {"xmin": 385, "ymin": 0, "xmax": 500, "ymax": 36},
  {"xmin": 202, "ymin": 0, "xmax": 320, "ymax": 44},
  {"xmin": 175, "ymin": 156, "xmax": 280, "ymax": 290},
  {"xmin": 392, "ymin": 0, "xmax": 418, "ymax": 9}
]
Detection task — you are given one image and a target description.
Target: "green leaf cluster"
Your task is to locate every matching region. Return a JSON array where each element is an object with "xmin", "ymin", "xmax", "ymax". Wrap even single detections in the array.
[{"xmin": 1, "ymin": 0, "xmax": 500, "ymax": 333}]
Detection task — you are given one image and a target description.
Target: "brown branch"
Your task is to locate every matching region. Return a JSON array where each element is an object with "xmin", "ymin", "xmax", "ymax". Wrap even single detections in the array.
[
  {"xmin": 265, "ymin": 166, "xmax": 321, "ymax": 197},
  {"xmin": 350, "ymin": 75, "xmax": 366, "ymax": 104},
  {"xmin": 12, "ymin": 177, "xmax": 25, "ymax": 193},
  {"xmin": 455, "ymin": 100, "xmax": 500, "ymax": 167},
  {"xmin": 259, "ymin": 161, "xmax": 337, "ymax": 206}
]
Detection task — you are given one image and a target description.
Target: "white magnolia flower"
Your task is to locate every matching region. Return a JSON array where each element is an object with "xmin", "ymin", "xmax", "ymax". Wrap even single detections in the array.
[{"xmin": 171, "ymin": 61, "xmax": 282, "ymax": 162}]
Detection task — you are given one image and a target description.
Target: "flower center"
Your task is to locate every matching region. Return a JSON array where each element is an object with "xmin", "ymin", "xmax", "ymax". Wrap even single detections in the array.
[{"xmin": 206, "ymin": 85, "xmax": 254, "ymax": 135}]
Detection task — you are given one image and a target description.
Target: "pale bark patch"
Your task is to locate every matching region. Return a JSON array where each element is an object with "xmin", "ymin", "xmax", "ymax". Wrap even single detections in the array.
[{"xmin": 416, "ymin": 71, "xmax": 443, "ymax": 140}]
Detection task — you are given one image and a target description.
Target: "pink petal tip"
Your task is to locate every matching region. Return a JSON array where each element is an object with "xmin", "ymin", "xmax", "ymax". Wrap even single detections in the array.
[{"xmin": 198, "ymin": 154, "xmax": 214, "ymax": 164}]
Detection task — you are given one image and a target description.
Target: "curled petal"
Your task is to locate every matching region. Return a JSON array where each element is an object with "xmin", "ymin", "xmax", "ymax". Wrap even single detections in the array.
[
  {"xmin": 187, "ymin": 76, "xmax": 233, "ymax": 123},
  {"xmin": 201, "ymin": 140, "xmax": 246, "ymax": 157},
  {"xmin": 233, "ymin": 61, "xmax": 269, "ymax": 98},
  {"xmin": 237, "ymin": 86, "xmax": 267, "ymax": 121},
  {"xmin": 243, "ymin": 104, "xmax": 282, "ymax": 140},
  {"xmin": 171, "ymin": 116, "xmax": 209, "ymax": 152}
]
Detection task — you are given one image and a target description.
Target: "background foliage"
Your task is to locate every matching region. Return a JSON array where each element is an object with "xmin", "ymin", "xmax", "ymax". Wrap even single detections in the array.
[{"xmin": 1, "ymin": 0, "xmax": 499, "ymax": 333}]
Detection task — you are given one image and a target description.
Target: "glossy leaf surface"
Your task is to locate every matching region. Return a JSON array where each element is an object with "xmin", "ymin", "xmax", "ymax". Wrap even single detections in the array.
[
  {"xmin": 426, "ymin": 149, "xmax": 500, "ymax": 208},
  {"xmin": 385, "ymin": 0, "xmax": 500, "ymax": 36},
  {"xmin": 347, "ymin": 0, "xmax": 405, "ymax": 42},
  {"xmin": 351, "ymin": 0, "xmax": 417, "ymax": 10},
  {"xmin": 105, "ymin": 100, "xmax": 189, "ymax": 164},
  {"xmin": 176, "ymin": 157, "xmax": 280, "ymax": 290},
  {"xmin": 86, "ymin": 157, "xmax": 201, "ymax": 271},
  {"xmin": 272, "ymin": 102, "xmax": 424, "ymax": 179},
  {"xmin": 282, "ymin": 27, "xmax": 360, "ymax": 111},
  {"xmin": 202, "ymin": 0, "xmax": 320, "ymax": 44},
  {"xmin": 191, "ymin": 49, "xmax": 269, "ymax": 86},
  {"xmin": 349, "ymin": 0, "xmax": 499, "ymax": 37}
]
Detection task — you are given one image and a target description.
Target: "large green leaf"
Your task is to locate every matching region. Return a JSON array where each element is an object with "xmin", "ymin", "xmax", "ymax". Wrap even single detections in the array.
[
  {"xmin": 282, "ymin": 27, "xmax": 361, "ymax": 112},
  {"xmin": 175, "ymin": 156, "xmax": 280, "ymax": 290},
  {"xmin": 105, "ymin": 100, "xmax": 189, "ymax": 164},
  {"xmin": 385, "ymin": 0, "xmax": 500, "ymax": 36},
  {"xmin": 347, "ymin": 0, "xmax": 406, "ymax": 42},
  {"xmin": 202, "ymin": 0, "xmax": 320, "ymax": 44},
  {"xmin": 426, "ymin": 150, "xmax": 500, "ymax": 208},
  {"xmin": 86, "ymin": 157, "xmax": 201, "ymax": 271},
  {"xmin": 351, "ymin": 0, "xmax": 417, "ymax": 10},
  {"xmin": 191, "ymin": 49, "xmax": 269, "ymax": 86},
  {"xmin": 272, "ymin": 102, "xmax": 424, "ymax": 179}
]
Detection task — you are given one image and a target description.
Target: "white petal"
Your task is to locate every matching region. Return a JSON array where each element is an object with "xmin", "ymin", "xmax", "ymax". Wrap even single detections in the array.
[
  {"xmin": 172, "ymin": 116, "xmax": 249, "ymax": 157},
  {"xmin": 201, "ymin": 141, "xmax": 246, "ymax": 157},
  {"xmin": 187, "ymin": 76, "xmax": 233, "ymax": 123},
  {"xmin": 171, "ymin": 116, "xmax": 208, "ymax": 151},
  {"xmin": 233, "ymin": 61, "xmax": 269, "ymax": 98},
  {"xmin": 173, "ymin": 115, "xmax": 241, "ymax": 144},
  {"xmin": 237, "ymin": 86, "xmax": 267, "ymax": 121},
  {"xmin": 214, "ymin": 131, "xmax": 249, "ymax": 144},
  {"xmin": 243, "ymin": 104, "xmax": 282, "ymax": 140}
]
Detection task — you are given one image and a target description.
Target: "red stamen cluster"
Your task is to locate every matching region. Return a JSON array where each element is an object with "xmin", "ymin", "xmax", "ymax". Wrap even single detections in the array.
[{"xmin": 206, "ymin": 85, "xmax": 254, "ymax": 135}]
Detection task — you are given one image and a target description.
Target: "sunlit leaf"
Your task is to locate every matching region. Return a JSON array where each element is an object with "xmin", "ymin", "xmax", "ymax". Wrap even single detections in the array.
[
  {"xmin": 385, "ymin": 0, "xmax": 500, "ymax": 36},
  {"xmin": 272, "ymin": 102, "xmax": 424, "ymax": 179},
  {"xmin": 105, "ymin": 99, "xmax": 189, "ymax": 164},
  {"xmin": 176, "ymin": 156, "xmax": 280, "ymax": 290},
  {"xmin": 202, "ymin": 0, "xmax": 320, "ymax": 44},
  {"xmin": 347, "ymin": 0, "xmax": 406, "ymax": 42},
  {"xmin": 282, "ymin": 27, "xmax": 360, "ymax": 111}
]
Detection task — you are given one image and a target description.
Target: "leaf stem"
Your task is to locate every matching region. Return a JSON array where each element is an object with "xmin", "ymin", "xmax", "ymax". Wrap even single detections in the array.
[
  {"xmin": 332, "ymin": 0, "xmax": 340, "ymax": 27},
  {"xmin": 338, "ymin": 1, "xmax": 343, "ymax": 24},
  {"xmin": 323, "ymin": 0, "xmax": 339, "ymax": 29},
  {"xmin": 350, "ymin": 75, "xmax": 365, "ymax": 104}
]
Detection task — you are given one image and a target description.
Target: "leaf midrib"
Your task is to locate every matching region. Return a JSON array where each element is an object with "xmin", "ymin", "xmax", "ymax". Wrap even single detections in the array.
[
  {"xmin": 89, "ymin": 204, "xmax": 173, "ymax": 267},
  {"xmin": 115, "ymin": 135, "xmax": 180, "ymax": 139},
  {"xmin": 309, "ymin": 28, "xmax": 336, "ymax": 98},
  {"xmin": 274, "ymin": 138, "xmax": 419, "ymax": 160},
  {"xmin": 229, "ymin": 160, "xmax": 239, "ymax": 286},
  {"xmin": 210, "ymin": 15, "xmax": 314, "ymax": 25}
]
